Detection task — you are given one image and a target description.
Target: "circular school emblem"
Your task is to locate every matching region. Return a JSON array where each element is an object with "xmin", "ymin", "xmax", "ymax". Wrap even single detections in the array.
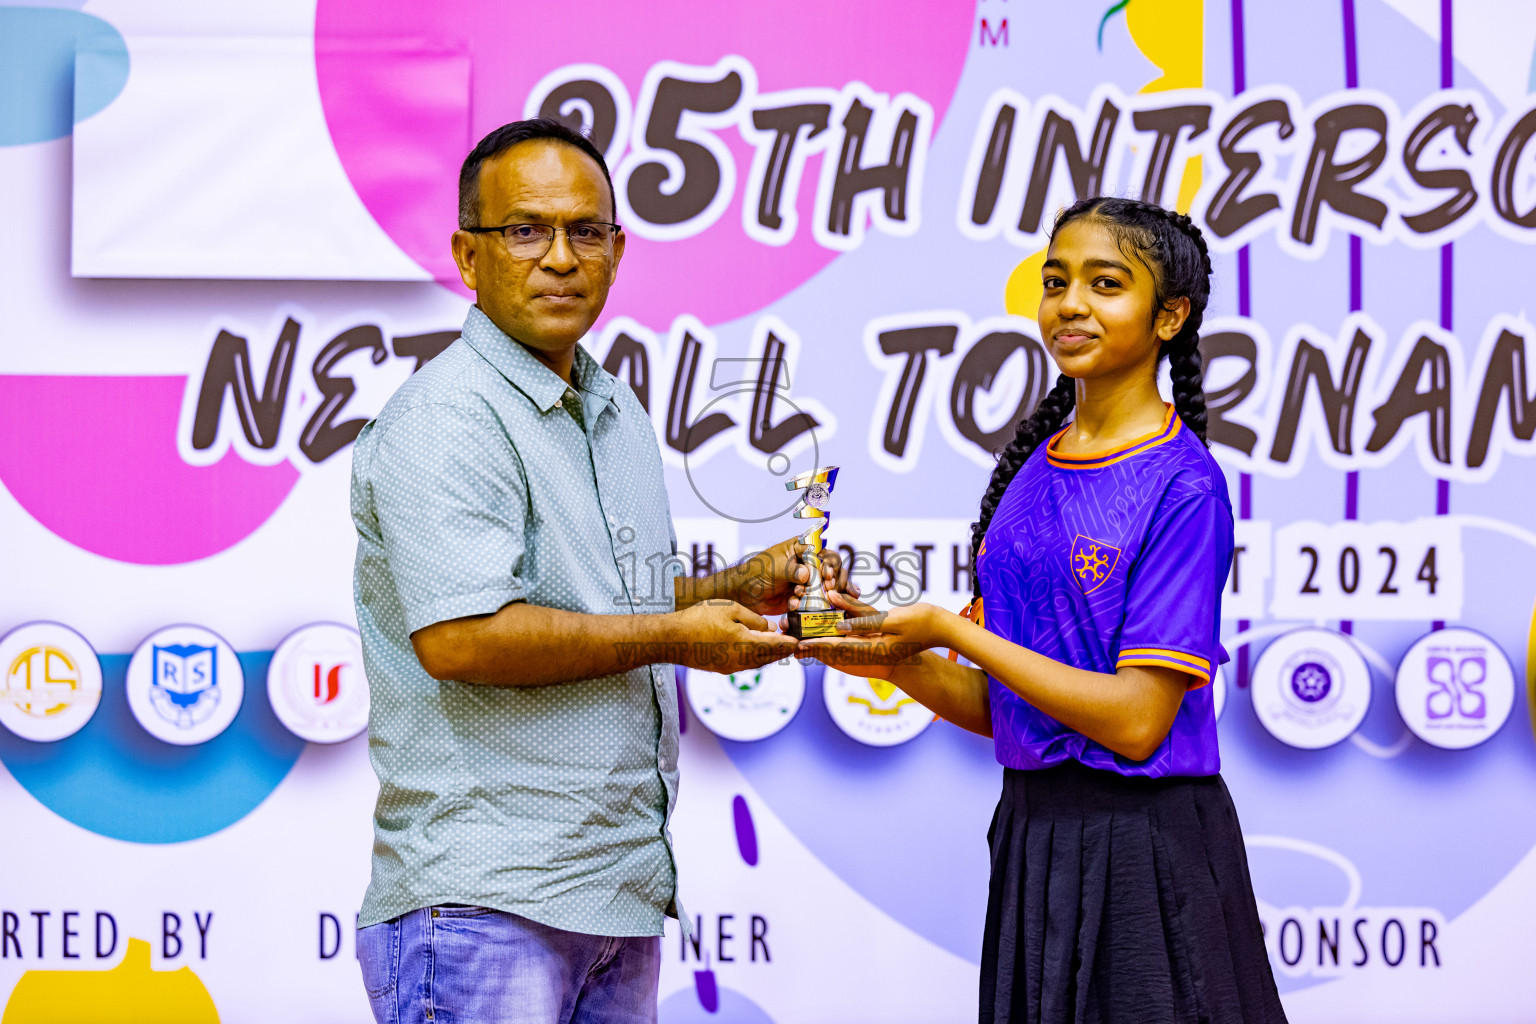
[
  {"xmin": 268, "ymin": 623, "xmax": 370, "ymax": 744},
  {"xmin": 1290, "ymin": 662, "xmax": 1333, "ymax": 703},
  {"xmin": 821, "ymin": 667, "xmax": 932, "ymax": 747},
  {"xmin": 1252, "ymin": 628, "xmax": 1370, "ymax": 750},
  {"xmin": 685, "ymin": 658, "xmax": 805, "ymax": 742},
  {"xmin": 125, "ymin": 624, "xmax": 245, "ymax": 746},
  {"xmin": 0, "ymin": 622, "xmax": 103, "ymax": 742},
  {"xmin": 1394, "ymin": 627, "xmax": 1515, "ymax": 750}
]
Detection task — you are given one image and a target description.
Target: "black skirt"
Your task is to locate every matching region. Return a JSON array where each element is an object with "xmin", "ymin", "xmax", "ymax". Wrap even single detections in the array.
[{"xmin": 980, "ymin": 761, "xmax": 1288, "ymax": 1024}]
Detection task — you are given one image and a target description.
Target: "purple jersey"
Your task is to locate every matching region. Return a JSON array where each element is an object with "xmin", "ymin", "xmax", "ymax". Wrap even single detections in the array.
[{"xmin": 977, "ymin": 405, "xmax": 1233, "ymax": 777}]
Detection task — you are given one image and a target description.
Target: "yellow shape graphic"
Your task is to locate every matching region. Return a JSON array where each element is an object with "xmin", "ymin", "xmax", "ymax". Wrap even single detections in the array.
[
  {"xmin": 1128, "ymin": 0, "xmax": 1202, "ymax": 92},
  {"xmin": 849, "ymin": 677, "xmax": 916, "ymax": 716},
  {"xmin": 3, "ymin": 939, "xmax": 219, "ymax": 1024},
  {"xmin": 1003, "ymin": 249, "xmax": 1048, "ymax": 321},
  {"xmin": 1127, "ymin": 0, "xmax": 1204, "ymax": 213},
  {"xmin": 1003, "ymin": 0, "xmax": 1206, "ymax": 317}
]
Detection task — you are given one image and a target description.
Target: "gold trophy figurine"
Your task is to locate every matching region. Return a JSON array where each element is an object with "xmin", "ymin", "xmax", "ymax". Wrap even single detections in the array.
[{"xmin": 784, "ymin": 466, "xmax": 845, "ymax": 639}]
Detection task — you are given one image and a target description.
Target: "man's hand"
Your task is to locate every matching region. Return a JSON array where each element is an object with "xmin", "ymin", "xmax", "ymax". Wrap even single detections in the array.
[
  {"xmin": 670, "ymin": 599, "xmax": 800, "ymax": 674},
  {"xmin": 728, "ymin": 536, "xmax": 853, "ymax": 616}
]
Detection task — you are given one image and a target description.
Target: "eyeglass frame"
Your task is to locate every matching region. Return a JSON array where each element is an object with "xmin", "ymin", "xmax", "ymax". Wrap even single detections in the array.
[{"xmin": 460, "ymin": 221, "xmax": 623, "ymax": 259}]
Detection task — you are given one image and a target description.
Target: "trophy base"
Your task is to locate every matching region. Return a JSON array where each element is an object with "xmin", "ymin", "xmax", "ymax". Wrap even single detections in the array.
[{"xmin": 787, "ymin": 609, "xmax": 845, "ymax": 640}]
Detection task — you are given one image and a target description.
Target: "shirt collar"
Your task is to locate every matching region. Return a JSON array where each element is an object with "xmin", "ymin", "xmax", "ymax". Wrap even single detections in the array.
[
  {"xmin": 459, "ymin": 305, "xmax": 619, "ymax": 414},
  {"xmin": 1045, "ymin": 403, "xmax": 1180, "ymax": 470}
]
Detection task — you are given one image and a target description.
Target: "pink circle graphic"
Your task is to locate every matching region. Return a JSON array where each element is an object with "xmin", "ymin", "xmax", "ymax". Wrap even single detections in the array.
[
  {"xmin": 314, "ymin": 1, "xmax": 970, "ymax": 329},
  {"xmin": 0, "ymin": 376, "xmax": 299, "ymax": 565}
]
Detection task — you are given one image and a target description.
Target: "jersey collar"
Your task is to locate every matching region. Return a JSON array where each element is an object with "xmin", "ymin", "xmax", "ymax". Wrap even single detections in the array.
[{"xmin": 1045, "ymin": 404, "xmax": 1181, "ymax": 470}]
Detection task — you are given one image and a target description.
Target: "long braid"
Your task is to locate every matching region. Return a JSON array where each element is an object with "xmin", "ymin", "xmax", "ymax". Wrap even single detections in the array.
[
  {"xmin": 1152, "ymin": 207, "xmax": 1211, "ymax": 446},
  {"xmin": 968, "ymin": 374, "xmax": 1075, "ymax": 597},
  {"xmin": 969, "ymin": 198, "xmax": 1215, "ymax": 597},
  {"xmin": 1167, "ymin": 342, "xmax": 1209, "ymax": 445}
]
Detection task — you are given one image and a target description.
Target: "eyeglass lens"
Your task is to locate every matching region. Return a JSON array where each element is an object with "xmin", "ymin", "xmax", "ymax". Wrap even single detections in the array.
[{"xmin": 502, "ymin": 224, "xmax": 614, "ymax": 258}]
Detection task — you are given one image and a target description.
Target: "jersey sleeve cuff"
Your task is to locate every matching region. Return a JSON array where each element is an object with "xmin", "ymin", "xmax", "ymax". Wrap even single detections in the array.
[{"xmin": 1116, "ymin": 647, "xmax": 1212, "ymax": 687}]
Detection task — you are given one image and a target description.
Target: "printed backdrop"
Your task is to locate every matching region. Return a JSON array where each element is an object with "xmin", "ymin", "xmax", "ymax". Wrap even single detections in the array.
[{"xmin": 2, "ymin": 0, "xmax": 1536, "ymax": 1020}]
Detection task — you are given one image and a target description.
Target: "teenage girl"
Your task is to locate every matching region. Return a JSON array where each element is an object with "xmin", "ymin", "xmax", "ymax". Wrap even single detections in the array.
[{"xmin": 803, "ymin": 197, "xmax": 1288, "ymax": 1024}]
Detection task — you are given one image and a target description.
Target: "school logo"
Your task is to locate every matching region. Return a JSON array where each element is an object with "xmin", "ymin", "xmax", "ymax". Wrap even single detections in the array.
[
  {"xmin": 267, "ymin": 623, "xmax": 371, "ymax": 744},
  {"xmin": 126, "ymin": 625, "xmax": 245, "ymax": 745},
  {"xmin": 822, "ymin": 668, "xmax": 933, "ymax": 747},
  {"xmin": 0, "ymin": 622, "xmax": 103, "ymax": 742},
  {"xmin": 1069, "ymin": 535, "xmax": 1122, "ymax": 594},
  {"xmin": 1394, "ymin": 627, "xmax": 1515, "ymax": 750},
  {"xmin": 684, "ymin": 658, "xmax": 805, "ymax": 742},
  {"xmin": 1252, "ymin": 628, "xmax": 1371, "ymax": 750},
  {"xmin": 1290, "ymin": 661, "xmax": 1333, "ymax": 703}
]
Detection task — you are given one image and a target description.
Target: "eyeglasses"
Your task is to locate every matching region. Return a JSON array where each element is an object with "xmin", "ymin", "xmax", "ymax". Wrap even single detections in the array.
[{"xmin": 462, "ymin": 222, "xmax": 621, "ymax": 260}]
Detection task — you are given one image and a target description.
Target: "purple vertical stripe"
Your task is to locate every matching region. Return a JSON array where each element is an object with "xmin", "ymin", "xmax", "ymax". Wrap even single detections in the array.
[
  {"xmin": 1232, "ymin": 0, "xmax": 1252, "ymax": 688},
  {"xmin": 1440, "ymin": 244, "xmax": 1454, "ymax": 330},
  {"xmin": 1345, "ymin": 235, "xmax": 1361, "ymax": 532},
  {"xmin": 1349, "ymin": 235, "xmax": 1363, "ymax": 312},
  {"xmin": 1342, "ymin": 0, "xmax": 1359, "ymax": 88},
  {"xmin": 1231, "ymin": 0, "xmax": 1247, "ymax": 94},
  {"xmin": 677, "ymin": 669, "xmax": 688, "ymax": 733},
  {"xmin": 1237, "ymin": 247, "xmax": 1251, "ymax": 317},
  {"xmin": 732, "ymin": 794, "xmax": 759, "ymax": 866},
  {"xmin": 1343, "ymin": 0, "xmax": 1363, "ymax": 634},
  {"xmin": 1434, "ymin": 0, "xmax": 1453, "ymax": 634},
  {"xmin": 1440, "ymin": 0, "xmax": 1453, "ymax": 88}
]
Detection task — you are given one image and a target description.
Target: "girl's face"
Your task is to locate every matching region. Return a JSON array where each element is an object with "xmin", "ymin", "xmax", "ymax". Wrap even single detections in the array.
[{"xmin": 1038, "ymin": 218, "xmax": 1187, "ymax": 383}]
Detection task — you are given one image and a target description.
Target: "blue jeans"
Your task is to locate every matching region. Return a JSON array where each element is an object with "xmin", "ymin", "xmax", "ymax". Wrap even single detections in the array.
[{"xmin": 357, "ymin": 906, "xmax": 660, "ymax": 1024}]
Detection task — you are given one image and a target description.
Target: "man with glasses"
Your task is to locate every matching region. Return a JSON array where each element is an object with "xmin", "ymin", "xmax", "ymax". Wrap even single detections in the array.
[{"xmin": 350, "ymin": 119, "xmax": 825, "ymax": 1023}]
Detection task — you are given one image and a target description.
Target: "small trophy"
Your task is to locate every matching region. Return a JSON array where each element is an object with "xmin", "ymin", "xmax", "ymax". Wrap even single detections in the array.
[{"xmin": 784, "ymin": 466, "xmax": 845, "ymax": 639}]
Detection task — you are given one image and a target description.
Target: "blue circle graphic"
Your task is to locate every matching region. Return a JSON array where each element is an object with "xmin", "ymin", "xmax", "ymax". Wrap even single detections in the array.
[
  {"xmin": 0, "ymin": 651, "xmax": 305, "ymax": 843},
  {"xmin": 0, "ymin": 6, "xmax": 130, "ymax": 147}
]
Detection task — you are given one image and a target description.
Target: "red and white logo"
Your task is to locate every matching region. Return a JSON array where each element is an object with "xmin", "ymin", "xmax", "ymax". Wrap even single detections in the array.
[{"xmin": 267, "ymin": 623, "xmax": 369, "ymax": 744}]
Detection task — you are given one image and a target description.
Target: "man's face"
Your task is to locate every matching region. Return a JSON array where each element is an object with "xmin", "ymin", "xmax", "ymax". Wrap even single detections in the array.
[{"xmin": 450, "ymin": 139, "xmax": 624, "ymax": 358}]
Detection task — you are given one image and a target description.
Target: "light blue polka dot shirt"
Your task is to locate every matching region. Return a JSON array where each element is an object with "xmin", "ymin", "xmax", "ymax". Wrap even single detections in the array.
[{"xmin": 351, "ymin": 305, "xmax": 683, "ymax": 936}]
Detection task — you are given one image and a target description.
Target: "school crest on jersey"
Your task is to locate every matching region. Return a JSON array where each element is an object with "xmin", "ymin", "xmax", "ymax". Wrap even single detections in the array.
[{"xmin": 1070, "ymin": 535, "xmax": 1122, "ymax": 594}]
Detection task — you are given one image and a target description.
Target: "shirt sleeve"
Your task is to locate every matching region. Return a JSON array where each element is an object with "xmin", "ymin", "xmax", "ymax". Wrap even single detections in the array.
[
  {"xmin": 1115, "ymin": 493, "xmax": 1234, "ymax": 689},
  {"xmin": 368, "ymin": 403, "xmax": 530, "ymax": 634}
]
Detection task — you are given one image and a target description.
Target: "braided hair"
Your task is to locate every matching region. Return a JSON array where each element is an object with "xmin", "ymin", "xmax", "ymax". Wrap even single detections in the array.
[{"xmin": 969, "ymin": 197, "xmax": 1213, "ymax": 597}]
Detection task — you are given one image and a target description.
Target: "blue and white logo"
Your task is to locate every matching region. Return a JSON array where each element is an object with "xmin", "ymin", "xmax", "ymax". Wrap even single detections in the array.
[
  {"xmin": 126, "ymin": 625, "xmax": 244, "ymax": 745},
  {"xmin": 150, "ymin": 643, "xmax": 219, "ymax": 727}
]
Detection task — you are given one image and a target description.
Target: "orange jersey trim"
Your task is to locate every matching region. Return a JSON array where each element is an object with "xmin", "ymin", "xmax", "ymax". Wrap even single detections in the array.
[
  {"xmin": 1046, "ymin": 404, "xmax": 1182, "ymax": 470},
  {"xmin": 1116, "ymin": 646, "xmax": 1212, "ymax": 686}
]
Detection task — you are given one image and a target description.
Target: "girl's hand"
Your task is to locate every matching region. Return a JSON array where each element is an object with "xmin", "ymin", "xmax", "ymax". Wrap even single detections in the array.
[{"xmin": 793, "ymin": 591, "xmax": 945, "ymax": 679}]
